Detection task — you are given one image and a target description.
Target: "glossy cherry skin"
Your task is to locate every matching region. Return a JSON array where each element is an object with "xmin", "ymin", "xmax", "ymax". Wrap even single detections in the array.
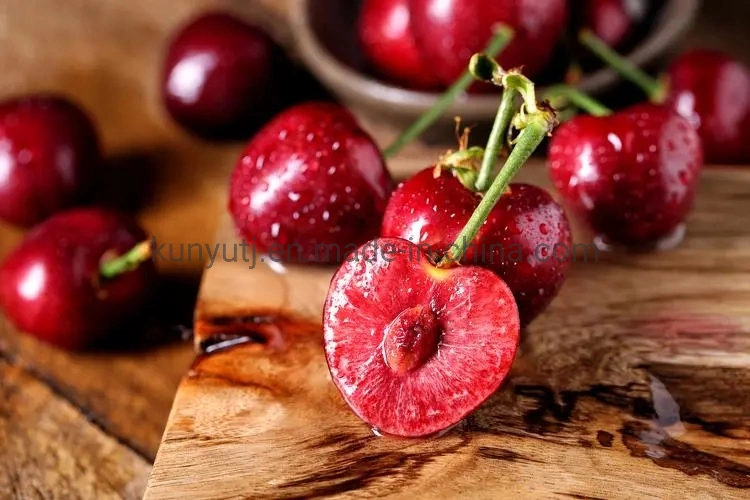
[
  {"xmin": 666, "ymin": 49, "xmax": 750, "ymax": 164},
  {"xmin": 229, "ymin": 102, "xmax": 394, "ymax": 265},
  {"xmin": 408, "ymin": 0, "xmax": 568, "ymax": 87},
  {"xmin": 0, "ymin": 209, "xmax": 156, "ymax": 350},
  {"xmin": 358, "ymin": 0, "xmax": 441, "ymax": 89},
  {"xmin": 0, "ymin": 95, "xmax": 100, "ymax": 227},
  {"xmin": 163, "ymin": 12, "xmax": 279, "ymax": 140},
  {"xmin": 548, "ymin": 104, "xmax": 703, "ymax": 249},
  {"xmin": 583, "ymin": 0, "xmax": 649, "ymax": 49},
  {"xmin": 382, "ymin": 169, "xmax": 572, "ymax": 326}
]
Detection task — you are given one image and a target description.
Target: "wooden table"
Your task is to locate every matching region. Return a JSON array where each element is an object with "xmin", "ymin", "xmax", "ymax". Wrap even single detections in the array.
[{"xmin": 0, "ymin": 0, "xmax": 748, "ymax": 498}]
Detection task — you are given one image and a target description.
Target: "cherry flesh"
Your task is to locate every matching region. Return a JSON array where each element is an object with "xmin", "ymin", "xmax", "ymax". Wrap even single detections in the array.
[
  {"xmin": 324, "ymin": 237, "xmax": 520, "ymax": 437},
  {"xmin": 0, "ymin": 95, "xmax": 100, "ymax": 227}
]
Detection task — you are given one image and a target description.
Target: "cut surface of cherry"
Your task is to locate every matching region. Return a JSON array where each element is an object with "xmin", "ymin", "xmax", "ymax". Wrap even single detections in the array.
[
  {"xmin": 358, "ymin": 0, "xmax": 441, "ymax": 90},
  {"xmin": 548, "ymin": 104, "xmax": 703, "ymax": 250},
  {"xmin": 0, "ymin": 95, "xmax": 100, "ymax": 227},
  {"xmin": 324, "ymin": 237, "xmax": 520, "ymax": 437},
  {"xmin": 0, "ymin": 208, "xmax": 155, "ymax": 350},
  {"xmin": 408, "ymin": 0, "xmax": 568, "ymax": 87},
  {"xmin": 382, "ymin": 169, "xmax": 571, "ymax": 326},
  {"xmin": 666, "ymin": 49, "xmax": 750, "ymax": 164},
  {"xmin": 163, "ymin": 12, "xmax": 280, "ymax": 140},
  {"xmin": 229, "ymin": 102, "xmax": 394, "ymax": 264}
]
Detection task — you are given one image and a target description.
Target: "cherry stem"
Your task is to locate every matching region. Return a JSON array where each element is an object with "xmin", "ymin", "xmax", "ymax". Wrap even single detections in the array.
[
  {"xmin": 474, "ymin": 88, "xmax": 516, "ymax": 192},
  {"xmin": 543, "ymin": 84, "xmax": 612, "ymax": 117},
  {"xmin": 470, "ymin": 54, "xmax": 539, "ymax": 114},
  {"xmin": 99, "ymin": 241, "xmax": 152, "ymax": 279},
  {"xmin": 439, "ymin": 112, "xmax": 554, "ymax": 267},
  {"xmin": 382, "ymin": 25, "xmax": 514, "ymax": 159},
  {"xmin": 579, "ymin": 29, "xmax": 666, "ymax": 103}
]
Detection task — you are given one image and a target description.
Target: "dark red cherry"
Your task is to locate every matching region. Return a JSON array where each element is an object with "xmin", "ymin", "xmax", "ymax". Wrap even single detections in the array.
[
  {"xmin": 0, "ymin": 208, "xmax": 155, "ymax": 350},
  {"xmin": 229, "ymin": 102, "xmax": 394, "ymax": 264},
  {"xmin": 382, "ymin": 168, "xmax": 571, "ymax": 326},
  {"xmin": 583, "ymin": 0, "xmax": 649, "ymax": 49},
  {"xmin": 408, "ymin": 0, "xmax": 569, "ymax": 87},
  {"xmin": 666, "ymin": 49, "xmax": 750, "ymax": 165},
  {"xmin": 358, "ymin": 0, "xmax": 441, "ymax": 89},
  {"xmin": 548, "ymin": 104, "xmax": 703, "ymax": 250},
  {"xmin": 163, "ymin": 12, "xmax": 280, "ymax": 140},
  {"xmin": 0, "ymin": 95, "xmax": 100, "ymax": 227}
]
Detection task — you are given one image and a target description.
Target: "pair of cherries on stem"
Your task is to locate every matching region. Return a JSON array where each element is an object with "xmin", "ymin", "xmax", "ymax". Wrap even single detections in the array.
[{"xmin": 324, "ymin": 58, "xmax": 564, "ymax": 437}]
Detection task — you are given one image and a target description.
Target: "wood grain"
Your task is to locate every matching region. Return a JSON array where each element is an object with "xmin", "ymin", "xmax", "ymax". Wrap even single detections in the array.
[{"xmin": 146, "ymin": 162, "xmax": 750, "ymax": 499}]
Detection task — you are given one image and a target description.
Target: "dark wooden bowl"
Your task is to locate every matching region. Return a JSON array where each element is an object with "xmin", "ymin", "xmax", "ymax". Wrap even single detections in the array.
[{"xmin": 289, "ymin": 0, "xmax": 699, "ymax": 133}]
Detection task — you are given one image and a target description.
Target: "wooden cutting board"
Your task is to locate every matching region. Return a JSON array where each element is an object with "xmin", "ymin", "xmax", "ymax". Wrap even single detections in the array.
[{"xmin": 145, "ymin": 158, "xmax": 750, "ymax": 499}]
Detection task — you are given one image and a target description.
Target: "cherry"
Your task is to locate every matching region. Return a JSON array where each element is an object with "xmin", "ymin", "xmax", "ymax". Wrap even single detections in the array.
[
  {"xmin": 408, "ymin": 0, "xmax": 569, "ymax": 87},
  {"xmin": 581, "ymin": 0, "xmax": 649, "ymax": 49},
  {"xmin": 163, "ymin": 12, "xmax": 281, "ymax": 140},
  {"xmin": 324, "ymin": 237, "xmax": 520, "ymax": 437},
  {"xmin": 548, "ymin": 103, "xmax": 703, "ymax": 250},
  {"xmin": 0, "ymin": 208, "xmax": 155, "ymax": 350},
  {"xmin": 229, "ymin": 102, "xmax": 394, "ymax": 264},
  {"xmin": 0, "ymin": 95, "xmax": 100, "ymax": 227},
  {"xmin": 383, "ymin": 169, "xmax": 571, "ymax": 326},
  {"xmin": 358, "ymin": 0, "xmax": 441, "ymax": 90},
  {"xmin": 666, "ymin": 49, "xmax": 750, "ymax": 165},
  {"xmin": 580, "ymin": 31, "xmax": 750, "ymax": 164}
]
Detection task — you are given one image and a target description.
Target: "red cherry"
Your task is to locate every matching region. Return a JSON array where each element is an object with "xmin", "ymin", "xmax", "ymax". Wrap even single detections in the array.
[
  {"xmin": 0, "ymin": 95, "xmax": 100, "ymax": 227},
  {"xmin": 324, "ymin": 237, "xmax": 519, "ymax": 437},
  {"xmin": 229, "ymin": 102, "xmax": 394, "ymax": 264},
  {"xmin": 666, "ymin": 49, "xmax": 750, "ymax": 165},
  {"xmin": 583, "ymin": 0, "xmax": 648, "ymax": 49},
  {"xmin": 358, "ymin": 0, "xmax": 441, "ymax": 90},
  {"xmin": 382, "ymin": 169, "xmax": 571, "ymax": 326},
  {"xmin": 408, "ymin": 0, "xmax": 569, "ymax": 87},
  {"xmin": 0, "ymin": 208, "xmax": 155, "ymax": 350},
  {"xmin": 163, "ymin": 12, "xmax": 280, "ymax": 140},
  {"xmin": 548, "ymin": 104, "xmax": 703, "ymax": 250}
]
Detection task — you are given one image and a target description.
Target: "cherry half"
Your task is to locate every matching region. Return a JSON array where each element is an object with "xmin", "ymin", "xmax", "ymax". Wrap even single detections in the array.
[
  {"xmin": 548, "ymin": 102, "xmax": 703, "ymax": 250},
  {"xmin": 580, "ymin": 31, "xmax": 750, "ymax": 164},
  {"xmin": 163, "ymin": 12, "xmax": 279, "ymax": 140},
  {"xmin": 324, "ymin": 237, "xmax": 520, "ymax": 437},
  {"xmin": 383, "ymin": 170, "xmax": 571, "ymax": 327},
  {"xmin": 0, "ymin": 95, "xmax": 101, "ymax": 227},
  {"xmin": 408, "ymin": 0, "xmax": 569, "ymax": 87},
  {"xmin": 0, "ymin": 208, "xmax": 155, "ymax": 350},
  {"xmin": 358, "ymin": 0, "xmax": 441, "ymax": 90},
  {"xmin": 229, "ymin": 102, "xmax": 394, "ymax": 264}
]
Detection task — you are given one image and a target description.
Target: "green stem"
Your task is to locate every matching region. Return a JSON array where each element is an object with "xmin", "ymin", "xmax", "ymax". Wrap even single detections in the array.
[
  {"xmin": 474, "ymin": 89, "xmax": 516, "ymax": 192},
  {"xmin": 470, "ymin": 54, "xmax": 538, "ymax": 114},
  {"xmin": 100, "ymin": 241, "xmax": 152, "ymax": 279},
  {"xmin": 543, "ymin": 84, "xmax": 613, "ymax": 117},
  {"xmin": 382, "ymin": 25, "xmax": 514, "ymax": 159},
  {"xmin": 439, "ymin": 115, "xmax": 553, "ymax": 266},
  {"xmin": 579, "ymin": 29, "xmax": 665, "ymax": 102}
]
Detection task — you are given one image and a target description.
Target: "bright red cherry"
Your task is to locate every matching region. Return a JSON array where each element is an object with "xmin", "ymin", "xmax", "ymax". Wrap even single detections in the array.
[
  {"xmin": 163, "ymin": 12, "xmax": 280, "ymax": 140},
  {"xmin": 0, "ymin": 208, "xmax": 155, "ymax": 350},
  {"xmin": 548, "ymin": 104, "xmax": 703, "ymax": 250},
  {"xmin": 382, "ymin": 169, "xmax": 571, "ymax": 326},
  {"xmin": 358, "ymin": 0, "xmax": 441, "ymax": 89},
  {"xmin": 229, "ymin": 102, "xmax": 394, "ymax": 264},
  {"xmin": 324, "ymin": 237, "xmax": 520, "ymax": 437},
  {"xmin": 666, "ymin": 49, "xmax": 750, "ymax": 165},
  {"xmin": 408, "ymin": 0, "xmax": 569, "ymax": 87},
  {"xmin": 0, "ymin": 95, "xmax": 100, "ymax": 227}
]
